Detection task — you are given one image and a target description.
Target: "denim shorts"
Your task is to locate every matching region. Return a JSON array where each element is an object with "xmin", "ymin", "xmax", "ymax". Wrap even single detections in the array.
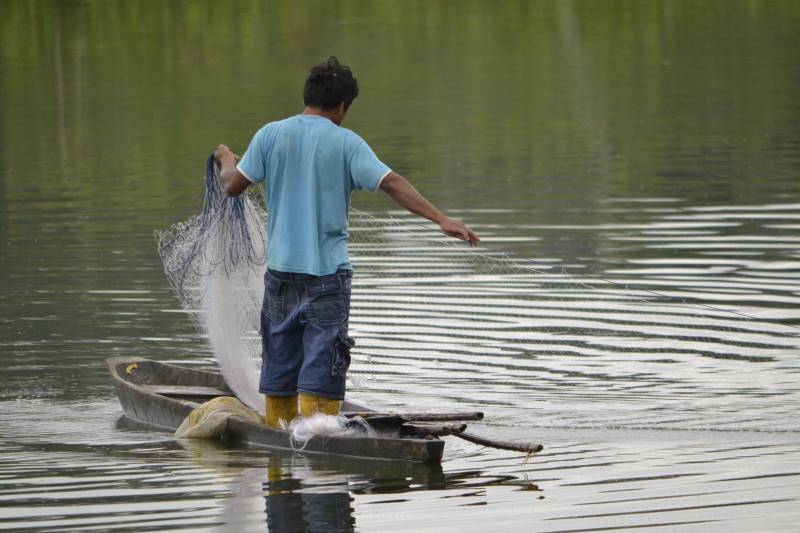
[{"xmin": 259, "ymin": 268, "xmax": 354, "ymax": 400}]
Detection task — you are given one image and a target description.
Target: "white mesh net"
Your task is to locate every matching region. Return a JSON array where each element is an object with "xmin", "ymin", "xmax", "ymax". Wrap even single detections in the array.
[{"xmin": 156, "ymin": 156, "xmax": 266, "ymax": 411}]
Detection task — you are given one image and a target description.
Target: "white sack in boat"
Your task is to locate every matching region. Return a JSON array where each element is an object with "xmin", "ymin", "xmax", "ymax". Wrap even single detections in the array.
[{"xmin": 175, "ymin": 396, "xmax": 263, "ymax": 438}]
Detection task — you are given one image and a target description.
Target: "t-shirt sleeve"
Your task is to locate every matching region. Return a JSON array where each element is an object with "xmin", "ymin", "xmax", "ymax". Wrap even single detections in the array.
[
  {"xmin": 236, "ymin": 125, "xmax": 271, "ymax": 184},
  {"xmin": 349, "ymin": 139, "xmax": 391, "ymax": 192}
]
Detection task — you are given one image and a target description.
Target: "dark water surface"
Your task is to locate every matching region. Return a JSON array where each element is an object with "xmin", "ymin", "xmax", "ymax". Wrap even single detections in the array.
[{"xmin": 2, "ymin": 1, "xmax": 800, "ymax": 531}]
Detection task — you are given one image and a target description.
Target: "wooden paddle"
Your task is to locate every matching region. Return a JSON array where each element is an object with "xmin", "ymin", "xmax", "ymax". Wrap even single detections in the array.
[
  {"xmin": 454, "ymin": 431, "xmax": 543, "ymax": 454},
  {"xmin": 401, "ymin": 422, "xmax": 543, "ymax": 454}
]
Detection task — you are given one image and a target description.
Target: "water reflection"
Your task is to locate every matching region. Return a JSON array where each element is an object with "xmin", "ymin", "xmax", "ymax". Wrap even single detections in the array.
[
  {"xmin": 2, "ymin": 409, "xmax": 797, "ymax": 531},
  {"xmin": 264, "ymin": 457, "xmax": 355, "ymax": 533},
  {"xmin": 179, "ymin": 438, "xmax": 448, "ymax": 532}
]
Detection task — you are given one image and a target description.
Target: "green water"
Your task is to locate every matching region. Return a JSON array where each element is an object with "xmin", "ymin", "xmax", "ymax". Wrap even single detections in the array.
[{"xmin": 2, "ymin": 1, "xmax": 800, "ymax": 531}]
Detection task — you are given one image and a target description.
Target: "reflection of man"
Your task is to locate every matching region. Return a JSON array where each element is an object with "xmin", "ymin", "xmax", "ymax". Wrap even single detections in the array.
[
  {"xmin": 215, "ymin": 56, "xmax": 479, "ymax": 427},
  {"xmin": 266, "ymin": 457, "xmax": 355, "ymax": 533}
]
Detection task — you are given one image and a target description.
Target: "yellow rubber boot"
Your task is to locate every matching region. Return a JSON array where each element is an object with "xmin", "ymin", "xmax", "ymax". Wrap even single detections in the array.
[
  {"xmin": 299, "ymin": 393, "xmax": 340, "ymax": 418},
  {"xmin": 264, "ymin": 395, "xmax": 298, "ymax": 428}
]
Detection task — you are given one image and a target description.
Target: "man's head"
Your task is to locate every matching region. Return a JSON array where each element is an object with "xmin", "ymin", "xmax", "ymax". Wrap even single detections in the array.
[{"xmin": 303, "ymin": 57, "xmax": 359, "ymax": 113}]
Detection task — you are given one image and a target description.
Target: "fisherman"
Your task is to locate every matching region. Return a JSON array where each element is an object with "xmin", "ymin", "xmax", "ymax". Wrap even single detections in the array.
[{"xmin": 215, "ymin": 56, "xmax": 479, "ymax": 428}]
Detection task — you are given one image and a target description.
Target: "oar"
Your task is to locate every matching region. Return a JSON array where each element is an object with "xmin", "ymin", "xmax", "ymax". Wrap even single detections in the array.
[
  {"xmin": 402, "ymin": 422, "xmax": 543, "ymax": 454},
  {"xmin": 454, "ymin": 431, "xmax": 543, "ymax": 454}
]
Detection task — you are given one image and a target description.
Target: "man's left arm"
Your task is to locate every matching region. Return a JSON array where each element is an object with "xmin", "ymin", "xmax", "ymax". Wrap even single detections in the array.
[{"xmin": 379, "ymin": 171, "xmax": 480, "ymax": 246}]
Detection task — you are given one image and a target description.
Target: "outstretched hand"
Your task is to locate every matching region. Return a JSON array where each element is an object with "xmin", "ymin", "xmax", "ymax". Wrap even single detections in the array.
[
  {"xmin": 440, "ymin": 217, "xmax": 480, "ymax": 246},
  {"xmin": 376, "ymin": 171, "xmax": 480, "ymax": 246}
]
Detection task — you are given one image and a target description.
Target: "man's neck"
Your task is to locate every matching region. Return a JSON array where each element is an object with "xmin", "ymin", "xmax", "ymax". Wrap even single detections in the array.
[{"xmin": 302, "ymin": 105, "xmax": 345, "ymax": 125}]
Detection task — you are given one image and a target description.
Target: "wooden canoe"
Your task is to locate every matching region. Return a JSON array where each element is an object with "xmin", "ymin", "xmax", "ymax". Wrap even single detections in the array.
[{"xmin": 106, "ymin": 356, "xmax": 445, "ymax": 463}]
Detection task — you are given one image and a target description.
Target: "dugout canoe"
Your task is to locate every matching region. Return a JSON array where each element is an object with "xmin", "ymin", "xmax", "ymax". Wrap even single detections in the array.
[{"xmin": 106, "ymin": 356, "xmax": 445, "ymax": 463}]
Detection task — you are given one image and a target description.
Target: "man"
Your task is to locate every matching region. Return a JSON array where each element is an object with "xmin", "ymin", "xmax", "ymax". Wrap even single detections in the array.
[{"xmin": 215, "ymin": 56, "xmax": 479, "ymax": 428}]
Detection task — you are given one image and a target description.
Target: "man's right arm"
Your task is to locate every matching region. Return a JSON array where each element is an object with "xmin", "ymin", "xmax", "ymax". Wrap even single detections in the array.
[
  {"xmin": 214, "ymin": 144, "xmax": 250, "ymax": 197},
  {"xmin": 379, "ymin": 171, "xmax": 480, "ymax": 246}
]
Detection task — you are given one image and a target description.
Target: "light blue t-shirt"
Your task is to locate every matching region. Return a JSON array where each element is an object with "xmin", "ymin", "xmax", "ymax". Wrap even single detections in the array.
[{"xmin": 237, "ymin": 114, "xmax": 391, "ymax": 276}]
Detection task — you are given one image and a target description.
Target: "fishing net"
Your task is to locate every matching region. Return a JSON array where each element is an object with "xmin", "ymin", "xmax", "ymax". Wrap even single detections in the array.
[
  {"xmin": 346, "ymin": 205, "xmax": 800, "ymax": 370},
  {"xmin": 288, "ymin": 414, "xmax": 375, "ymax": 451},
  {"xmin": 156, "ymin": 155, "xmax": 267, "ymax": 412},
  {"xmin": 155, "ymin": 155, "xmax": 800, "ymax": 430},
  {"xmin": 344, "ymin": 206, "xmax": 800, "ymax": 431}
]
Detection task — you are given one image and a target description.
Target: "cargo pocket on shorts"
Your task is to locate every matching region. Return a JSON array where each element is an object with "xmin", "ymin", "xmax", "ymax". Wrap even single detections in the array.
[
  {"xmin": 332, "ymin": 331, "xmax": 354, "ymax": 377},
  {"xmin": 264, "ymin": 276, "xmax": 284, "ymax": 323}
]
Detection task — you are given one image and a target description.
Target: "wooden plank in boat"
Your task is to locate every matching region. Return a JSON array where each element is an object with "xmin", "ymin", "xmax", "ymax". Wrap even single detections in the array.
[{"xmin": 141, "ymin": 385, "xmax": 233, "ymax": 398}]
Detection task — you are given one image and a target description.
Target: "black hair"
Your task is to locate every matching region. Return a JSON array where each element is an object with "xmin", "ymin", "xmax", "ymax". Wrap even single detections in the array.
[{"xmin": 303, "ymin": 56, "xmax": 359, "ymax": 111}]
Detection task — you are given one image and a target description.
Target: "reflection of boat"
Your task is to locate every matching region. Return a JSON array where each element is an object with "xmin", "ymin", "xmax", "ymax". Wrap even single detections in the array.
[
  {"xmin": 176, "ymin": 437, "xmax": 447, "ymax": 492},
  {"xmin": 107, "ymin": 357, "xmax": 445, "ymax": 463}
]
